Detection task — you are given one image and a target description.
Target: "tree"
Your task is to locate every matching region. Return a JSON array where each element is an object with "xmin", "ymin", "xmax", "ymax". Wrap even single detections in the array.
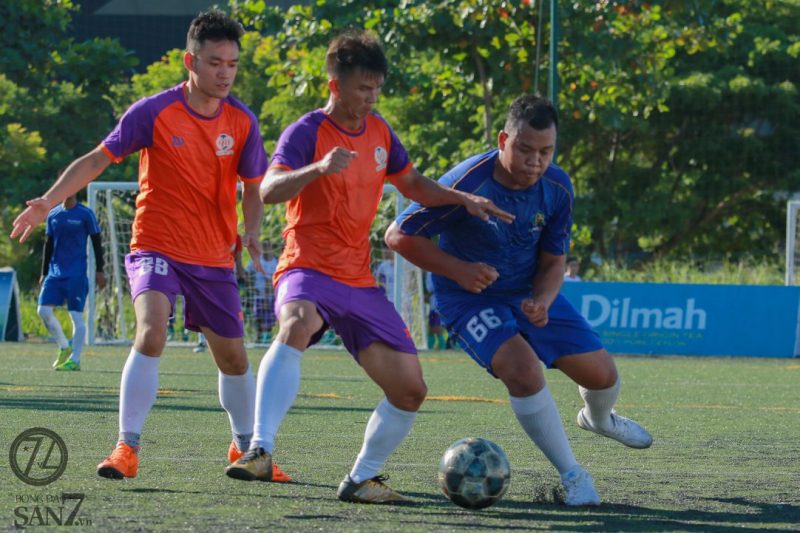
[{"xmin": 0, "ymin": 0, "xmax": 137, "ymax": 287}]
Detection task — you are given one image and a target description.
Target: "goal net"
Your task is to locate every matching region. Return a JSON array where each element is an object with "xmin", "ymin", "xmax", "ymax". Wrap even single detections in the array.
[
  {"xmin": 86, "ymin": 181, "xmax": 428, "ymax": 350},
  {"xmin": 786, "ymin": 200, "xmax": 800, "ymax": 286}
]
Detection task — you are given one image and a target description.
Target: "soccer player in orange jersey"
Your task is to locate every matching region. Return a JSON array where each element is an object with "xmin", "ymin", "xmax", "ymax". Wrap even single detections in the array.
[
  {"xmin": 224, "ymin": 30, "xmax": 513, "ymax": 502},
  {"xmin": 11, "ymin": 10, "xmax": 290, "ymax": 481}
]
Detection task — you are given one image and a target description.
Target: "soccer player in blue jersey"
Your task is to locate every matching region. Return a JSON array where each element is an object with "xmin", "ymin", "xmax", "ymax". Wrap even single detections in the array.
[
  {"xmin": 386, "ymin": 94, "xmax": 652, "ymax": 507},
  {"xmin": 38, "ymin": 193, "xmax": 106, "ymax": 371}
]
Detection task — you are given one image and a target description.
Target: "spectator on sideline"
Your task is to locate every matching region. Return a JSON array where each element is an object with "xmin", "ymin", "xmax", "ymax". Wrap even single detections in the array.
[
  {"xmin": 564, "ymin": 256, "xmax": 582, "ymax": 282},
  {"xmin": 245, "ymin": 240, "xmax": 279, "ymax": 343},
  {"xmin": 374, "ymin": 249, "xmax": 395, "ymax": 302}
]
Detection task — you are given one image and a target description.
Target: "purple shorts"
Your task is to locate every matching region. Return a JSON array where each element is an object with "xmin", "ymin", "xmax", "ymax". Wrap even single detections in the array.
[
  {"xmin": 125, "ymin": 251, "xmax": 244, "ymax": 338},
  {"xmin": 274, "ymin": 268, "xmax": 417, "ymax": 358}
]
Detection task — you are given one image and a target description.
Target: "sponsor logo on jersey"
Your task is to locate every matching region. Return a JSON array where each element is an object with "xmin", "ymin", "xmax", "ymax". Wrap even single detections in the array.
[
  {"xmin": 216, "ymin": 133, "xmax": 235, "ymax": 156},
  {"xmin": 374, "ymin": 146, "xmax": 388, "ymax": 171},
  {"xmin": 172, "ymin": 135, "xmax": 185, "ymax": 147},
  {"xmin": 531, "ymin": 211, "xmax": 546, "ymax": 232}
]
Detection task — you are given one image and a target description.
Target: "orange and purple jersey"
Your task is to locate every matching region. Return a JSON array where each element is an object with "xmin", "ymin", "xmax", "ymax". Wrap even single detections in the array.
[
  {"xmin": 269, "ymin": 109, "xmax": 412, "ymax": 287},
  {"xmin": 101, "ymin": 82, "xmax": 268, "ymax": 268}
]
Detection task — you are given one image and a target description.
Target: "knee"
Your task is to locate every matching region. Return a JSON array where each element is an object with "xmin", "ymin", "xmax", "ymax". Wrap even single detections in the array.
[
  {"xmin": 581, "ymin": 366, "xmax": 619, "ymax": 390},
  {"xmin": 501, "ymin": 374, "xmax": 542, "ymax": 397},
  {"xmin": 495, "ymin": 362, "xmax": 544, "ymax": 397},
  {"xmin": 391, "ymin": 380, "xmax": 427, "ymax": 412},
  {"xmin": 218, "ymin": 353, "xmax": 249, "ymax": 375},
  {"xmin": 278, "ymin": 315, "xmax": 318, "ymax": 347},
  {"xmin": 134, "ymin": 322, "xmax": 167, "ymax": 354},
  {"xmin": 37, "ymin": 305, "xmax": 50, "ymax": 319}
]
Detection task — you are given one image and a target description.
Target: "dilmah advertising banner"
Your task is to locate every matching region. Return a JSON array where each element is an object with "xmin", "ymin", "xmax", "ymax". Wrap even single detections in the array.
[{"xmin": 560, "ymin": 281, "xmax": 800, "ymax": 358}]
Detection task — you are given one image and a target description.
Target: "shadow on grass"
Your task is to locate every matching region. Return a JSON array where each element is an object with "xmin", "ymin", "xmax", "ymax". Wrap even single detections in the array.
[
  {"xmin": 414, "ymin": 497, "xmax": 800, "ymax": 532},
  {"xmin": 0, "ymin": 396, "xmax": 380, "ymax": 416}
]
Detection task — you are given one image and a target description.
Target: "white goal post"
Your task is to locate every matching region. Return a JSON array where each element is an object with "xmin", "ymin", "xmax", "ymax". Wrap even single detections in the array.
[{"xmin": 86, "ymin": 181, "xmax": 428, "ymax": 350}]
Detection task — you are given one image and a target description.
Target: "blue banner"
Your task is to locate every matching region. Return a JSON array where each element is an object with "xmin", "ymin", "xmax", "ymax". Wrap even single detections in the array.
[{"xmin": 560, "ymin": 281, "xmax": 800, "ymax": 358}]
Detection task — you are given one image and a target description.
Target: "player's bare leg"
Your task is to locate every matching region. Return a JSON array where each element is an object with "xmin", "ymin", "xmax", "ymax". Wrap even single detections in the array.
[{"xmin": 555, "ymin": 350, "xmax": 652, "ymax": 449}]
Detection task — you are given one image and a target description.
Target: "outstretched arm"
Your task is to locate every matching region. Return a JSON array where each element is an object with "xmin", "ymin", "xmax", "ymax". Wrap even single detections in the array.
[
  {"xmin": 389, "ymin": 168, "xmax": 514, "ymax": 224},
  {"xmin": 385, "ymin": 222, "xmax": 499, "ymax": 294},
  {"xmin": 241, "ymin": 179, "xmax": 264, "ymax": 274},
  {"xmin": 11, "ymin": 147, "xmax": 111, "ymax": 243},
  {"xmin": 260, "ymin": 147, "xmax": 357, "ymax": 204}
]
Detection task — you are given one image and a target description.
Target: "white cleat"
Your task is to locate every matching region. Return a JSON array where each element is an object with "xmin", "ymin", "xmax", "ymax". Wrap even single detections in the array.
[
  {"xmin": 560, "ymin": 466, "xmax": 601, "ymax": 507},
  {"xmin": 577, "ymin": 408, "xmax": 653, "ymax": 449}
]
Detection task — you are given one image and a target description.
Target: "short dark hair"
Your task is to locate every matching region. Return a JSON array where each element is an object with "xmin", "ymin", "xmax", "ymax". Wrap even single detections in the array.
[
  {"xmin": 567, "ymin": 256, "xmax": 579, "ymax": 264},
  {"xmin": 325, "ymin": 30, "xmax": 388, "ymax": 80},
  {"xmin": 505, "ymin": 94, "xmax": 558, "ymax": 133},
  {"xmin": 186, "ymin": 10, "xmax": 244, "ymax": 54}
]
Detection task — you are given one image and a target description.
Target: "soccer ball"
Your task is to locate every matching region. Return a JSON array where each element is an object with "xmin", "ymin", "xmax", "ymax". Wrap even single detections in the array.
[{"xmin": 437, "ymin": 437, "xmax": 511, "ymax": 509}]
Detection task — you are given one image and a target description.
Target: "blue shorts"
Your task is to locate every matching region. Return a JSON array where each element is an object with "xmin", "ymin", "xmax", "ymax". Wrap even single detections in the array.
[
  {"xmin": 39, "ymin": 276, "xmax": 89, "ymax": 312},
  {"xmin": 436, "ymin": 292, "xmax": 603, "ymax": 375}
]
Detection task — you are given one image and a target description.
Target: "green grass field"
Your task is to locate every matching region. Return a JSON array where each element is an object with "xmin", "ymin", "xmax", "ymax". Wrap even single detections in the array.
[{"xmin": 1, "ymin": 343, "xmax": 798, "ymax": 532}]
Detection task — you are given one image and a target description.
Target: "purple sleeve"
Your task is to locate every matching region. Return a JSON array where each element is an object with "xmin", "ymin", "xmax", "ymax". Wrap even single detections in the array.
[
  {"xmin": 270, "ymin": 119, "xmax": 318, "ymax": 170},
  {"xmin": 237, "ymin": 116, "xmax": 268, "ymax": 179},
  {"xmin": 101, "ymin": 97, "xmax": 159, "ymax": 162},
  {"xmin": 386, "ymin": 125, "xmax": 410, "ymax": 176}
]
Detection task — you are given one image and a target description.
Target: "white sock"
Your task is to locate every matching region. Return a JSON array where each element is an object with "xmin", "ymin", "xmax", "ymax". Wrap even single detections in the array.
[
  {"xmin": 219, "ymin": 366, "xmax": 256, "ymax": 451},
  {"xmin": 510, "ymin": 386, "xmax": 578, "ymax": 475},
  {"xmin": 68, "ymin": 311, "xmax": 85, "ymax": 363},
  {"xmin": 579, "ymin": 378, "xmax": 620, "ymax": 431},
  {"xmin": 349, "ymin": 398, "xmax": 417, "ymax": 483},
  {"xmin": 251, "ymin": 342, "xmax": 303, "ymax": 453},
  {"xmin": 119, "ymin": 349, "xmax": 160, "ymax": 440},
  {"xmin": 38, "ymin": 306, "xmax": 68, "ymax": 349}
]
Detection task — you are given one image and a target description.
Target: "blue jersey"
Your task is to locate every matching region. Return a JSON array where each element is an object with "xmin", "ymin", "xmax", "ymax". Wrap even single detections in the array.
[
  {"xmin": 396, "ymin": 149, "xmax": 573, "ymax": 298},
  {"xmin": 45, "ymin": 203, "xmax": 101, "ymax": 280}
]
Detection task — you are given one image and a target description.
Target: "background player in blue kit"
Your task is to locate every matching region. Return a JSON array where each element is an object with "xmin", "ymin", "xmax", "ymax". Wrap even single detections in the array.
[
  {"xmin": 38, "ymin": 192, "xmax": 106, "ymax": 371},
  {"xmin": 386, "ymin": 94, "xmax": 652, "ymax": 506}
]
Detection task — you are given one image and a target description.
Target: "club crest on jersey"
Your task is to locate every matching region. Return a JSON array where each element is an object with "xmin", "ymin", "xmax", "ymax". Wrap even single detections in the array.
[
  {"xmin": 531, "ymin": 211, "xmax": 546, "ymax": 232},
  {"xmin": 216, "ymin": 133, "xmax": 235, "ymax": 156},
  {"xmin": 374, "ymin": 146, "xmax": 388, "ymax": 171}
]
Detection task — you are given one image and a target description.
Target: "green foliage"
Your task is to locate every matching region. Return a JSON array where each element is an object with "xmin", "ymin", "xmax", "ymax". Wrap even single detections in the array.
[
  {"xmin": 0, "ymin": 0, "xmax": 137, "ymax": 288},
  {"xmin": 557, "ymin": 1, "xmax": 800, "ymax": 263},
  {"xmin": 3, "ymin": 0, "xmax": 799, "ymax": 288},
  {"xmin": 584, "ymin": 257, "xmax": 783, "ymax": 286}
]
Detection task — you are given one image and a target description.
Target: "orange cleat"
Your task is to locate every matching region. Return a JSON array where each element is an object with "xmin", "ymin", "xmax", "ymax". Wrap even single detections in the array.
[
  {"xmin": 227, "ymin": 440, "xmax": 244, "ymax": 463},
  {"xmin": 97, "ymin": 443, "xmax": 139, "ymax": 479},
  {"xmin": 227, "ymin": 441, "xmax": 292, "ymax": 482},
  {"xmin": 271, "ymin": 462, "xmax": 293, "ymax": 482}
]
